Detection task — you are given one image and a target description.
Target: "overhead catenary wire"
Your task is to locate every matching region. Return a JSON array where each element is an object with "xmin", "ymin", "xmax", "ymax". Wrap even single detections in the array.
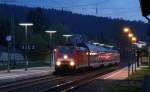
[
  {"xmin": 47, "ymin": 0, "xmax": 140, "ymax": 15},
  {"xmin": 0, "ymin": 0, "xmax": 141, "ymax": 16}
]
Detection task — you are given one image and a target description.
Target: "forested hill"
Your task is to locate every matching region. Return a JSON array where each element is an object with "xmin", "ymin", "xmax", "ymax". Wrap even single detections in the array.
[{"xmin": 0, "ymin": 4, "xmax": 148, "ymax": 43}]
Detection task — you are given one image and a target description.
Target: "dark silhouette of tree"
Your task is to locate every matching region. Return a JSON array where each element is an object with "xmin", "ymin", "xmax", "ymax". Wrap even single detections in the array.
[
  {"xmin": 0, "ymin": 4, "xmax": 149, "ymax": 61},
  {"xmin": 27, "ymin": 7, "xmax": 50, "ymax": 33},
  {"xmin": 99, "ymin": 32, "xmax": 105, "ymax": 43},
  {"xmin": 0, "ymin": 16, "xmax": 11, "ymax": 46}
]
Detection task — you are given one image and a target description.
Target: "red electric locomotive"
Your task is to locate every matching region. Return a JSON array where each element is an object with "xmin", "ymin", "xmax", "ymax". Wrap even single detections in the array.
[{"xmin": 54, "ymin": 45, "xmax": 89, "ymax": 72}]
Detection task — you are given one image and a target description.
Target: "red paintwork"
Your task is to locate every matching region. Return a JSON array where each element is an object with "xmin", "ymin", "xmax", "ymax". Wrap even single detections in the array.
[
  {"xmin": 54, "ymin": 48, "xmax": 58, "ymax": 64},
  {"xmin": 73, "ymin": 48, "xmax": 78, "ymax": 66},
  {"xmin": 54, "ymin": 46, "xmax": 120, "ymax": 71}
]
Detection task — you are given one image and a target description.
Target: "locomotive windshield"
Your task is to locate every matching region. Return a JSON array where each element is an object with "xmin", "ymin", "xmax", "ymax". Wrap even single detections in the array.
[{"xmin": 58, "ymin": 47, "xmax": 74, "ymax": 57}]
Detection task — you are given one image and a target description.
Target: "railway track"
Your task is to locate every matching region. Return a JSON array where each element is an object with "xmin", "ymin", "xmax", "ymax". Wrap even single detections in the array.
[
  {"xmin": 0, "ymin": 66, "xmax": 119, "ymax": 92},
  {"xmin": 0, "ymin": 74, "xmax": 66, "ymax": 92},
  {"xmin": 40, "ymin": 67, "xmax": 119, "ymax": 92}
]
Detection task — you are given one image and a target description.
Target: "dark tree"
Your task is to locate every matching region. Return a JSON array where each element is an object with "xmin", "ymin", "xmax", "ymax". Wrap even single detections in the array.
[{"xmin": 27, "ymin": 7, "xmax": 50, "ymax": 33}]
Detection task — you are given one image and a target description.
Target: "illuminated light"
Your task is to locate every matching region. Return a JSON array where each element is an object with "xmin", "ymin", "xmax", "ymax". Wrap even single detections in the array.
[
  {"xmin": 19, "ymin": 23, "xmax": 33, "ymax": 26},
  {"xmin": 123, "ymin": 27, "xmax": 130, "ymax": 33},
  {"xmin": 93, "ymin": 42, "xmax": 99, "ymax": 45},
  {"xmin": 62, "ymin": 34, "xmax": 73, "ymax": 37},
  {"xmin": 63, "ymin": 55, "xmax": 68, "ymax": 59},
  {"xmin": 137, "ymin": 44, "xmax": 142, "ymax": 48},
  {"xmin": 138, "ymin": 41, "xmax": 146, "ymax": 46},
  {"xmin": 128, "ymin": 33, "xmax": 133, "ymax": 38},
  {"xmin": 105, "ymin": 45, "xmax": 114, "ymax": 48},
  {"xmin": 70, "ymin": 61, "xmax": 75, "ymax": 66},
  {"xmin": 100, "ymin": 44, "xmax": 105, "ymax": 46},
  {"xmin": 54, "ymin": 49, "xmax": 57, "ymax": 52},
  {"xmin": 56, "ymin": 61, "xmax": 61, "ymax": 66},
  {"xmin": 90, "ymin": 52, "xmax": 97, "ymax": 56},
  {"xmin": 100, "ymin": 54, "xmax": 111, "ymax": 60},
  {"xmin": 45, "ymin": 30, "xmax": 57, "ymax": 34},
  {"xmin": 86, "ymin": 52, "xmax": 89, "ymax": 55},
  {"xmin": 132, "ymin": 37, "xmax": 137, "ymax": 43}
]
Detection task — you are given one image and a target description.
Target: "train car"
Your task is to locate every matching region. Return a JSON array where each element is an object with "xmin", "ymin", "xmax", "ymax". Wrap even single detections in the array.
[
  {"xmin": 54, "ymin": 43, "xmax": 120, "ymax": 72},
  {"xmin": 99, "ymin": 50, "xmax": 120, "ymax": 66},
  {"xmin": 86, "ymin": 43, "xmax": 102, "ymax": 68}
]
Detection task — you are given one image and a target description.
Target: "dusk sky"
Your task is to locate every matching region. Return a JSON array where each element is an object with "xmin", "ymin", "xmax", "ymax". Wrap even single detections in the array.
[{"xmin": 0, "ymin": 0, "xmax": 148, "ymax": 22}]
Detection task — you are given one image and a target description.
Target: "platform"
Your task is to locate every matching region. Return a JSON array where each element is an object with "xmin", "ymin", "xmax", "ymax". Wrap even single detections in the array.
[
  {"xmin": 98, "ymin": 64, "xmax": 141, "ymax": 80},
  {"xmin": 0, "ymin": 66, "xmax": 54, "ymax": 84}
]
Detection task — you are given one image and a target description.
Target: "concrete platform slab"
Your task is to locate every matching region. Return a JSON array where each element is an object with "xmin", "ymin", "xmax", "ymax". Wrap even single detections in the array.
[{"xmin": 0, "ymin": 66, "xmax": 54, "ymax": 84}]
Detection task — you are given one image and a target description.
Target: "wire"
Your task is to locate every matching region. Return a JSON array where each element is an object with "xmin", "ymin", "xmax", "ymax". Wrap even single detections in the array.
[
  {"xmin": 49, "ymin": 0, "xmax": 107, "ymax": 9},
  {"xmin": 0, "ymin": 0, "xmax": 16, "ymax": 3},
  {"xmin": 50, "ymin": 0, "xmax": 63, "ymax": 7},
  {"xmin": 47, "ymin": 0, "xmax": 139, "ymax": 13}
]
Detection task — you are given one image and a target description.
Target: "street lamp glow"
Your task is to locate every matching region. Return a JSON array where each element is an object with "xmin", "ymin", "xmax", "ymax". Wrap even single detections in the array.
[
  {"xmin": 128, "ymin": 33, "xmax": 133, "ymax": 38},
  {"xmin": 123, "ymin": 27, "xmax": 130, "ymax": 33},
  {"xmin": 19, "ymin": 23, "xmax": 33, "ymax": 26},
  {"xmin": 45, "ymin": 30, "xmax": 57, "ymax": 42},
  {"xmin": 62, "ymin": 34, "xmax": 73, "ymax": 37},
  {"xmin": 62, "ymin": 34, "xmax": 73, "ymax": 43},
  {"xmin": 45, "ymin": 30, "xmax": 57, "ymax": 43},
  {"xmin": 131, "ymin": 37, "xmax": 137, "ymax": 43},
  {"xmin": 45, "ymin": 30, "xmax": 57, "ymax": 34}
]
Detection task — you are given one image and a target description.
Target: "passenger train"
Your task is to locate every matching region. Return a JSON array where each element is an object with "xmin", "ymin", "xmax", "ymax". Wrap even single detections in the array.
[{"xmin": 54, "ymin": 42, "xmax": 120, "ymax": 72}]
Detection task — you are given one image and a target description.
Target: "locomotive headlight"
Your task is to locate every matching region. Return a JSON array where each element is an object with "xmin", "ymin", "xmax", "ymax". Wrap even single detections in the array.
[
  {"xmin": 63, "ymin": 55, "xmax": 68, "ymax": 59},
  {"xmin": 70, "ymin": 61, "xmax": 75, "ymax": 66},
  {"xmin": 56, "ymin": 61, "xmax": 61, "ymax": 66}
]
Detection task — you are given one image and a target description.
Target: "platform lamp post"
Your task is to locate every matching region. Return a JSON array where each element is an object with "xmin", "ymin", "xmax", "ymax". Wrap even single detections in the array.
[
  {"xmin": 131, "ymin": 36, "xmax": 137, "ymax": 72},
  {"xmin": 128, "ymin": 33, "xmax": 134, "ymax": 74},
  {"xmin": 62, "ymin": 34, "xmax": 73, "ymax": 44},
  {"xmin": 45, "ymin": 31, "xmax": 57, "ymax": 67},
  {"xmin": 19, "ymin": 23, "xmax": 33, "ymax": 71},
  {"xmin": 123, "ymin": 27, "xmax": 131, "ymax": 77}
]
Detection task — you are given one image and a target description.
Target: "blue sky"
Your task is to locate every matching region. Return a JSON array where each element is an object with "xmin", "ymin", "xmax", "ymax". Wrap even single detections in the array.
[{"xmin": 0, "ymin": 0, "xmax": 148, "ymax": 22}]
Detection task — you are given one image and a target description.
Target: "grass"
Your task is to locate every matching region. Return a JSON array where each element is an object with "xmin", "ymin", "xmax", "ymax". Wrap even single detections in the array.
[
  {"xmin": 0, "ymin": 61, "xmax": 50, "ymax": 71},
  {"xmin": 108, "ymin": 65, "xmax": 150, "ymax": 92},
  {"xmin": 128, "ymin": 66, "xmax": 150, "ymax": 80},
  {"xmin": 110, "ymin": 83, "xmax": 141, "ymax": 92}
]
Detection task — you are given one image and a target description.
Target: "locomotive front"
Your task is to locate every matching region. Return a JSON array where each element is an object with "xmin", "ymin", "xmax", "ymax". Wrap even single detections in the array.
[{"xmin": 54, "ymin": 46, "xmax": 77, "ymax": 72}]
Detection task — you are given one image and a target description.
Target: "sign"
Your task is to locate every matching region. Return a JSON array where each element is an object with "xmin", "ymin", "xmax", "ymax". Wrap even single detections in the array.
[
  {"xmin": 5, "ymin": 35, "xmax": 12, "ymax": 42},
  {"xmin": 21, "ymin": 44, "xmax": 36, "ymax": 50}
]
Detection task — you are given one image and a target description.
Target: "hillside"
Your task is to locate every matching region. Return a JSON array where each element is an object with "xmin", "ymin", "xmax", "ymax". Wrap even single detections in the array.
[{"xmin": 0, "ymin": 4, "xmax": 149, "ymax": 48}]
